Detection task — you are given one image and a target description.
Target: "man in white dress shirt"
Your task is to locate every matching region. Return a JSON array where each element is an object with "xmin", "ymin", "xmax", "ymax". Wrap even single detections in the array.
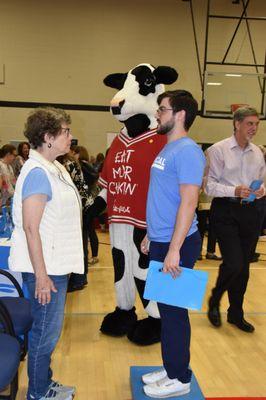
[{"xmin": 205, "ymin": 106, "xmax": 266, "ymax": 333}]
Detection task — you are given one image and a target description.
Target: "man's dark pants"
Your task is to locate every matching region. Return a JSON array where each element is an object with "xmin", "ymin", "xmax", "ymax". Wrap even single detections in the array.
[
  {"xmin": 149, "ymin": 231, "xmax": 201, "ymax": 383},
  {"xmin": 209, "ymin": 198, "xmax": 261, "ymax": 321}
]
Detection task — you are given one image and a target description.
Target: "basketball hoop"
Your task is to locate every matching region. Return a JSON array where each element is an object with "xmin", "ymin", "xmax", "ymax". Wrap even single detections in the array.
[{"xmin": 230, "ymin": 103, "xmax": 249, "ymax": 113}]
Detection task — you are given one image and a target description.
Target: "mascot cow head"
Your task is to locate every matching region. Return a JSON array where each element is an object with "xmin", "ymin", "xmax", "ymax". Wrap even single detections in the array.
[{"xmin": 103, "ymin": 63, "xmax": 178, "ymax": 137}]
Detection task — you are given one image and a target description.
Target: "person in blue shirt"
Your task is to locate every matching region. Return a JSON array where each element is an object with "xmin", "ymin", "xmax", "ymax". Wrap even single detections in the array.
[{"xmin": 141, "ymin": 90, "xmax": 205, "ymax": 398}]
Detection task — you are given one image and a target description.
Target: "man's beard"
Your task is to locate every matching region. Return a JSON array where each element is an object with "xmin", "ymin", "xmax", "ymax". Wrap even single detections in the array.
[{"xmin": 157, "ymin": 118, "xmax": 175, "ymax": 135}]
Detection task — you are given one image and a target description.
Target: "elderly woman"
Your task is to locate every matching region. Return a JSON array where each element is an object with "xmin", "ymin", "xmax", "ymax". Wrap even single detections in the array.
[{"xmin": 9, "ymin": 108, "xmax": 84, "ymax": 400}]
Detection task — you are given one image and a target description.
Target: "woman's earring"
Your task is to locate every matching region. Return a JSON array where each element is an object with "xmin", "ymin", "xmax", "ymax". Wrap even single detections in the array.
[{"xmin": 48, "ymin": 143, "xmax": 52, "ymax": 148}]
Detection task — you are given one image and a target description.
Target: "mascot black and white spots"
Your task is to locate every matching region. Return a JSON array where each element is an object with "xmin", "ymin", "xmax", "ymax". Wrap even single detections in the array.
[{"xmin": 97, "ymin": 63, "xmax": 178, "ymax": 345}]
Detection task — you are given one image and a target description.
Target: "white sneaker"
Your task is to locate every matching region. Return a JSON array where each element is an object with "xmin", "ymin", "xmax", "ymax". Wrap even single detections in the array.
[
  {"xmin": 142, "ymin": 368, "xmax": 167, "ymax": 384},
  {"xmin": 38, "ymin": 388, "xmax": 73, "ymax": 400},
  {"xmin": 49, "ymin": 381, "xmax": 76, "ymax": 395},
  {"xmin": 143, "ymin": 376, "xmax": 190, "ymax": 398}
]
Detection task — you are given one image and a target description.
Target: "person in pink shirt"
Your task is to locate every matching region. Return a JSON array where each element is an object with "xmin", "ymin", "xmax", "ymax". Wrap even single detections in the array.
[{"xmin": 205, "ymin": 106, "xmax": 266, "ymax": 333}]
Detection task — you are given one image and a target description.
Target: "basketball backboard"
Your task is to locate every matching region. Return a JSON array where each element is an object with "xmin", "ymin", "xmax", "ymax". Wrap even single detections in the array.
[{"xmin": 202, "ymin": 70, "xmax": 266, "ymax": 119}]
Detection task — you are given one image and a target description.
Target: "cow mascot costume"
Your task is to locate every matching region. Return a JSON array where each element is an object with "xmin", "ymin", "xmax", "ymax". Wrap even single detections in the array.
[{"xmin": 94, "ymin": 63, "xmax": 178, "ymax": 345}]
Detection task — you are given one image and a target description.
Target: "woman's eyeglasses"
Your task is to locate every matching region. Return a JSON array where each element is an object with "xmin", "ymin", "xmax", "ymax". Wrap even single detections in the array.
[{"xmin": 61, "ymin": 127, "xmax": 71, "ymax": 136}]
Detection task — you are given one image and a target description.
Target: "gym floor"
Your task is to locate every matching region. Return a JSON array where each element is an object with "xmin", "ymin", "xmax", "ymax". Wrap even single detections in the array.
[{"xmin": 17, "ymin": 232, "xmax": 266, "ymax": 399}]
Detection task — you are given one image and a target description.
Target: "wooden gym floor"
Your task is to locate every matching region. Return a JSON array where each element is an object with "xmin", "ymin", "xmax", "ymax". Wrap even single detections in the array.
[{"xmin": 17, "ymin": 232, "xmax": 266, "ymax": 399}]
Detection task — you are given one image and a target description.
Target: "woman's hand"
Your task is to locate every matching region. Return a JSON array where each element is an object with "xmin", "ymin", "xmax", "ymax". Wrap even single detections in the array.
[
  {"xmin": 141, "ymin": 235, "xmax": 150, "ymax": 255},
  {"xmin": 35, "ymin": 274, "xmax": 57, "ymax": 305},
  {"xmin": 163, "ymin": 248, "xmax": 182, "ymax": 279}
]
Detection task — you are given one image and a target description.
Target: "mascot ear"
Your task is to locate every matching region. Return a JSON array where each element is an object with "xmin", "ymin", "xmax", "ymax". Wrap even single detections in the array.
[
  {"xmin": 103, "ymin": 73, "xmax": 127, "ymax": 90},
  {"xmin": 154, "ymin": 66, "xmax": 178, "ymax": 85}
]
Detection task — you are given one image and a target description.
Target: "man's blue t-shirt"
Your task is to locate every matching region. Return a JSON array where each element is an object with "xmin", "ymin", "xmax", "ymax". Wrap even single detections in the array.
[
  {"xmin": 22, "ymin": 168, "xmax": 52, "ymax": 201},
  {"xmin": 146, "ymin": 137, "xmax": 205, "ymax": 242}
]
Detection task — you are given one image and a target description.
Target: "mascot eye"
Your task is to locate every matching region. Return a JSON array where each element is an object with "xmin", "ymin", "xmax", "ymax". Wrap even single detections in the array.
[{"xmin": 144, "ymin": 78, "xmax": 153, "ymax": 87}]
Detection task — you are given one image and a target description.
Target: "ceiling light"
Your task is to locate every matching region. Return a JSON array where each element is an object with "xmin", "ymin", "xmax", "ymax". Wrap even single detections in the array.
[
  {"xmin": 225, "ymin": 73, "xmax": 242, "ymax": 77},
  {"xmin": 207, "ymin": 82, "xmax": 222, "ymax": 86}
]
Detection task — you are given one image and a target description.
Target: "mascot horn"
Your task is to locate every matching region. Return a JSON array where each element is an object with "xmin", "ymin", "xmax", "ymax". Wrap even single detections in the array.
[{"xmin": 89, "ymin": 63, "xmax": 178, "ymax": 345}]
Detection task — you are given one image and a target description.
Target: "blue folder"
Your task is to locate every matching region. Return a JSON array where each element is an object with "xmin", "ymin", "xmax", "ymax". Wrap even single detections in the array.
[
  {"xmin": 241, "ymin": 179, "xmax": 263, "ymax": 203},
  {"xmin": 144, "ymin": 260, "xmax": 208, "ymax": 311}
]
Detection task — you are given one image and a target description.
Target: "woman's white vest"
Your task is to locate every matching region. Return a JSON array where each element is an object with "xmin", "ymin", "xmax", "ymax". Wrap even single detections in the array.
[{"xmin": 9, "ymin": 149, "xmax": 84, "ymax": 275}]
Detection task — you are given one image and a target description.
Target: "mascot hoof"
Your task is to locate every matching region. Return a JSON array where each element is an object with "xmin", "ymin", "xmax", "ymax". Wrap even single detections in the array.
[
  {"xmin": 127, "ymin": 317, "xmax": 161, "ymax": 345},
  {"xmin": 100, "ymin": 307, "xmax": 137, "ymax": 336}
]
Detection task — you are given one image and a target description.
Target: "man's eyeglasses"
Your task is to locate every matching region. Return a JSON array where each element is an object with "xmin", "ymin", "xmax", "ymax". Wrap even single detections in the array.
[
  {"xmin": 61, "ymin": 127, "xmax": 71, "ymax": 136},
  {"xmin": 157, "ymin": 106, "xmax": 174, "ymax": 114}
]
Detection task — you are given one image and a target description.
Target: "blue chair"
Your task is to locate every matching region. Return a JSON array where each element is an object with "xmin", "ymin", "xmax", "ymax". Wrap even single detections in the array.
[
  {"xmin": 0, "ymin": 332, "xmax": 20, "ymax": 400},
  {"xmin": 0, "ymin": 269, "xmax": 33, "ymax": 360},
  {"xmin": 0, "ymin": 206, "xmax": 13, "ymax": 239}
]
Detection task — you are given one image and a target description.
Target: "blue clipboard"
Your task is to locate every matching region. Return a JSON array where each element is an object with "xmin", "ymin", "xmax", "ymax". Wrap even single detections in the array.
[
  {"xmin": 241, "ymin": 179, "xmax": 263, "ymax": 203},
  {"xmin": 144, "ymin": 261, "xmax": 209, "ymax": 311}
]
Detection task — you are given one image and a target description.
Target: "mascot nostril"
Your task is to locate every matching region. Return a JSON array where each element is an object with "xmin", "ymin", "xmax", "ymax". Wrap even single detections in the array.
[
  {"xmin": 111, "ymin": 106, "xmax": 121, "ymax": 115},
  {"xmin": 111, "ymin": 100, "xmax": 125, "ymax": 115},
  {"xmin": 97, "ymin": 63, "xmax": 178, "ymax": 345},
  {"xmin": 119, "ymin": 99, "xmax": 125, "ymax": 109}
]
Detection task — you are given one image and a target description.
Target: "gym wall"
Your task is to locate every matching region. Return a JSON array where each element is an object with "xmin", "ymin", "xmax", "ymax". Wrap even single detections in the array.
[{"xmin": 0, "ymin": 0, "xmax": 265, "ymax": 154}]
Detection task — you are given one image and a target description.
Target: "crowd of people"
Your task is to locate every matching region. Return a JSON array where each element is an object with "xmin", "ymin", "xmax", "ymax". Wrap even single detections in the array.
[{"xmin": 0, "ymin": 97, "xmax": 265, "ymax": 399}]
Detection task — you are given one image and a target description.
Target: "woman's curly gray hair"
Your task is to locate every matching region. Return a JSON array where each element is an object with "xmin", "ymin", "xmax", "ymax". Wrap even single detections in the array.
[{"xmin": 24, "ymin": 107, "xmax": 71, "ymax": 149}]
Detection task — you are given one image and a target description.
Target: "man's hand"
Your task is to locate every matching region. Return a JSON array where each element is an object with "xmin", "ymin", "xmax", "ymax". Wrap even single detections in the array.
[
  {"xmin": 254, "ymin": 186, "xmax": 265, "ymax": 199},
  {"xmin": 35, "ymin": 274, "xmax": 57, "ymax": 305},
  {"xmin": 235, "ymin": 185, "xmax": 252, "ymax": 198},
  {"xmin": 163, "ymin": 248, "xmax": 182, "ymax": 279},
  {"xmin": 141, "ymin": 235, "xmax": 150, "ymax": 255}
]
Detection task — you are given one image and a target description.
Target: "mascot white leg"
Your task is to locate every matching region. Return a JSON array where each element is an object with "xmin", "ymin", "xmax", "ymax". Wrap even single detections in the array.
[
  {"xmin": 110, "ymin": 223, "xmax": 137, "ymax": 310},
  {"xmin": 100, "ymin": 223, "xmax": 161, "ymax": 345},
  {"xmin": 100, "ymin": 224, "xmax": 137, "ymax": 336}
]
